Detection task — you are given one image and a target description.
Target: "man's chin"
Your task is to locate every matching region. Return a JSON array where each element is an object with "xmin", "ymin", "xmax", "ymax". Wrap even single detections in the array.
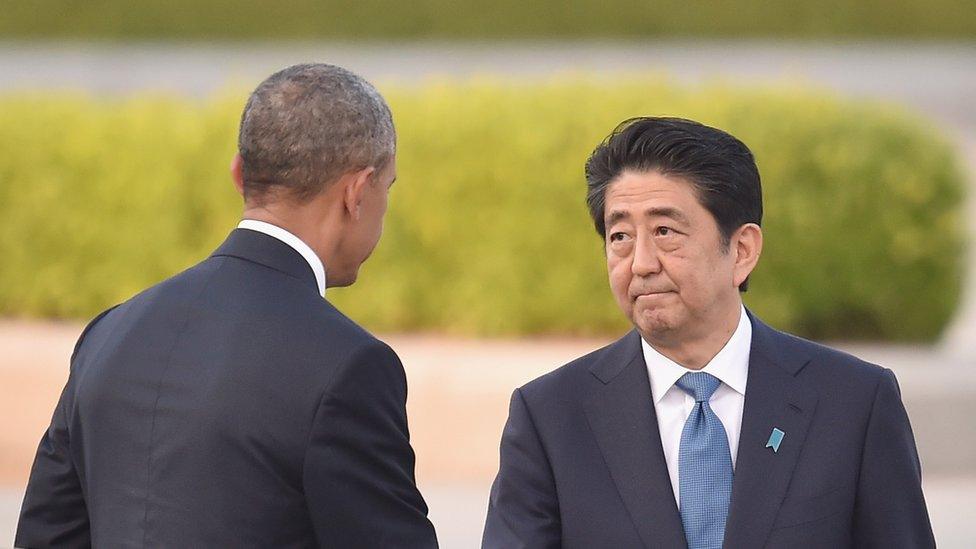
[{"xmin": 633, "ymin": 308, "xmax": 676, "ymax": 337}]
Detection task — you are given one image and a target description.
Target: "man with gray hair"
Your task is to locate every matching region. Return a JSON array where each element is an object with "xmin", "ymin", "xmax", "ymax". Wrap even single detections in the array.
[{"xmin": 17, "ymin": 64, "xmax": 438, "ymax": 547}]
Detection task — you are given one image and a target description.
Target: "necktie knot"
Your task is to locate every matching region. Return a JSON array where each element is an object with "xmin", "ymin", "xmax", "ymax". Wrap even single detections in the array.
[{"xmin": 676, "ymin": 372, "xmax": 721, "ymax": 403}]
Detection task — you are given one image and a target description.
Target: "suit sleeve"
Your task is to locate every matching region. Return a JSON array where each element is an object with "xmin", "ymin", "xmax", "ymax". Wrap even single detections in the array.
[
  {"xmin": 303, "ymin": 340, "xmax": 437, "ymax": 548},
  {"xmin": 482, "ymin": 388, "xmax": 560, "ymax": 549},
  {"xmin": 14, "ymin": 307, "xmax": 118, "ymax": 548},
  {"xmin": 852, "ymin": 368, "xmax": 935, "ymax": 548}
]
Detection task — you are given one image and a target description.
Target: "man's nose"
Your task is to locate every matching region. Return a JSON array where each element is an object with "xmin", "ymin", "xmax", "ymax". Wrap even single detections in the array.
[{"xmin": 631, "ymin": 236, "xmax": 662, "ymax": 277}]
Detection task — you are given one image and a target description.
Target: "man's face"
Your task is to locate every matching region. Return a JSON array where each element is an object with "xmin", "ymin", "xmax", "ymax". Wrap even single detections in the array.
[
  {"xmin": 332, "ymin": 154, "xmax": 396, "ymax": 287},
  {"xmin": 360, "ymin": 155, "xmax": 396, "ymax": 256},
  {"xmin": 604, "ymin": 170, "xmax": 742, "ymax": 346}
]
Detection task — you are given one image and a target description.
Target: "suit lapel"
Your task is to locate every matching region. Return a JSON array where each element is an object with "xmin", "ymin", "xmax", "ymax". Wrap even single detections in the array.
[
  {"xmin": 723, "ymin": 315, "xmax": 819, "ymax": 548},
  {"xmin": 584, "ymin": 331, "xmax": 688, "ymax": 549}
]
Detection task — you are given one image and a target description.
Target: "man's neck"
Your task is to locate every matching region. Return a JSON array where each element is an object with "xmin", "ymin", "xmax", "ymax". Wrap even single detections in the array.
[
  {"xmin": 241, "ymin": 205, "xmax": 336, "ymax": 269},
  {"xmin": 241, "ymin": 206, "xmax": 302, "ymax": 237}
]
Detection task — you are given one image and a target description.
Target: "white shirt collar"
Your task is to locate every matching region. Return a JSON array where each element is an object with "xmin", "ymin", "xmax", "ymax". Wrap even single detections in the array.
[
  {"xmin": 642, "ymin": 305, "xmax": 751, "ymax": 403},
  {"xmin": 237, "ymin": 219, "xmax": 327, "ymax": 297}
]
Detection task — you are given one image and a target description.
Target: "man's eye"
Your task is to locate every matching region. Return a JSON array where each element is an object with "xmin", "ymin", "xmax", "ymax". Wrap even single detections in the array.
[
  {"xmin": 656, "ymin": 226, "xmax": 673, "ymax": 236},
  {"xmin": 609, "ymin": 232, "xmax": 627, "ymax": 242}
]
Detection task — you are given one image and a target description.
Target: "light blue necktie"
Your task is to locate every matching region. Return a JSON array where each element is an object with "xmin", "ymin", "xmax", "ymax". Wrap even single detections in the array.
[{"xmin": 676, "ymin": 372, "xmax": 733, "ymax": 549}]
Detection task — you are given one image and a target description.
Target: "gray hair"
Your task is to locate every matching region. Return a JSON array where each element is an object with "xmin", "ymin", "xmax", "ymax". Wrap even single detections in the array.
[{"xmin": 237, "ymin": 63, "xmax": 395, "ymax": 203}]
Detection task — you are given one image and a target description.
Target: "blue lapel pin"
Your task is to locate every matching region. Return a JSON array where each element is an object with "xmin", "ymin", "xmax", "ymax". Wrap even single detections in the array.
[{"xmin": 766, "ymin": 428, "xmax": 785, "ymax": 453}]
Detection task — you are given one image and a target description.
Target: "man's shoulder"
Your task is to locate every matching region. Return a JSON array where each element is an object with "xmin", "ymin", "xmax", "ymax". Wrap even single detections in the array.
[
  {"xmin": 310, "ymin": 300, "xmax": 380, "ymax": 346},
  {"xmin": 83, "ymin": 255, "xmax": 382, "ymax": 357},
  {"xmin": 760, "ymin": 321, "xmax": 888, "ymax": 390},
  {"xmin": 518, "ymin": 332, "xmax": 637, "ymax": 404}
]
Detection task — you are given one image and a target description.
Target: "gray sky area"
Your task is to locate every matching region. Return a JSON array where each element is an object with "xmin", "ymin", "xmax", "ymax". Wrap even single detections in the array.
[{"xmin": 1, "ymin": 41, "xmax": 973, "ymax": 129}]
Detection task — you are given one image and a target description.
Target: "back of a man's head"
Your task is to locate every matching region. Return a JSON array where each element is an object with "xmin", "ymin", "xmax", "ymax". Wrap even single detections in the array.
[{"xmin": 238, "ymin": 63, "xmax": 395, "ymax": 205}]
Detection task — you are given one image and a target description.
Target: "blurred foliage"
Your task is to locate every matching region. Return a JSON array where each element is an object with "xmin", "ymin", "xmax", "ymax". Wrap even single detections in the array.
[
  {"xmin": 0, "ymin": 79, "xmax": 966, "ymax": 341},
  {"xmin": 2, "ymin": 0, "xmax": 975, "ymax": 40}
]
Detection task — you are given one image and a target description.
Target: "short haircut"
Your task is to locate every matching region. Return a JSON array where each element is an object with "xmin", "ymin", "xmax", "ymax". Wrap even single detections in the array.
[
  {"xmin": 237, "ymin": 63, "xmax": 395, "ymax": 204},
  {"xmin": 584, "ymin": 116, "xmax": 763, "ymax": 290}
]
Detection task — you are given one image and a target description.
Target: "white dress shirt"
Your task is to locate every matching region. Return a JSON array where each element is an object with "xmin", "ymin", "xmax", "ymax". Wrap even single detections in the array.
[
  {"xmin": 642, "ymin": 305, "xmax": 751, "ymax": 507},
  {"xmin": 237, "ymin": 219, "xmax": 327, "ymax": 297}
]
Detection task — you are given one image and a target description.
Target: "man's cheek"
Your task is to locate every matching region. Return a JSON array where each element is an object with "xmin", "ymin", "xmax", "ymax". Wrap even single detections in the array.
[{"xmin": 609, "ymin": 269, "xmax": 629, "ymax": 294}]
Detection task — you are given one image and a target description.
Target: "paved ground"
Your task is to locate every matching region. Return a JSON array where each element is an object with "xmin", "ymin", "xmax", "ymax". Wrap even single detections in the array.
[
  {"xmin": 3, "ymin": 477, "xmax": 975, "ymax": 548},
  {"xmin": 2, "ymin": 322, "xmax": 975, "ymax": 546}
]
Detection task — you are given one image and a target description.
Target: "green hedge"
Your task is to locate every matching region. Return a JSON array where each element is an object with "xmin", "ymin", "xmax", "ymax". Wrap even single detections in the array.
[
  {"xmin": 3, "ymin": 0, "xmax": 975, "ymax": 40},
  {"xmin": 0, "ymin": 79, "xmax": 966, "ymax": 341}
]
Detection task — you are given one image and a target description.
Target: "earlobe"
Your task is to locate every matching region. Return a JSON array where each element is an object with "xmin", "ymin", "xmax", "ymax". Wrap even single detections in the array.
[{"xmin": 733, "ymin": 224, "xmax": 763, "ymax": 286}]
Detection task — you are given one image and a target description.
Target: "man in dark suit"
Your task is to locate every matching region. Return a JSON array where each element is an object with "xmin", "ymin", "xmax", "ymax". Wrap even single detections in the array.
[
  {"xmin": 483, "ymin": 117, "xmax": 935, "ymax": 548},
  {"xmin": 17, "ymin": 64, "xmax": 438, "ymax": 548}
]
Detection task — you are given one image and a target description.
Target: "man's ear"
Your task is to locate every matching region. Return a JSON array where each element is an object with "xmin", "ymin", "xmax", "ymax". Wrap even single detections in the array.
[
  {"xmin": 732, "ymin": 223, "xmax": 763, "ymax": 288},
  {"xmin": 230, "ymin": 153, "xmax": 245, "ymax": 198},
  {"xmin": 341, "ymin": 166, "xmax": 377, "ymax": 221}
]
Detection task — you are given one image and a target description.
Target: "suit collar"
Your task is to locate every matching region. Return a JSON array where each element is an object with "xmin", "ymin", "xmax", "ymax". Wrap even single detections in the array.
[
  {"xmin": 587, "ymin": 330, "xmax": 643, "ymax": 384},
  {"xmin": 585, "ymin": 331, "xmax": 688, "ymax": 549},
  {"xmin": 211, "ymin": 228, "xmax": 320, "ymax": 295},
  {"xmin": 747, "ymin": 309, "xmax": 811, "ymax": 376},
  {"xmin": 237, "ymin": 219, "xmax": 326, "ymax": 296}
]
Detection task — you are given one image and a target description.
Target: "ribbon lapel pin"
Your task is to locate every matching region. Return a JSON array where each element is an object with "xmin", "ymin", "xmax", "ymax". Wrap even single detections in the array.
[{"xmin": 766, "ymin": 427, "xmax": 785, "ymax": 453}]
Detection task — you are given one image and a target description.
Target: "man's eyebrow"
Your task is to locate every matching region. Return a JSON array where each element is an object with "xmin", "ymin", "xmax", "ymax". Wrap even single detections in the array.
[
  {"xmin": 605, "ymin": 207, "xmax": 690, "ymax": 226},
  {"xmin": 645, "ymin": 207, "xmax": 690, "ymax": 225},
  {"xmin": 605, "ymin": 210, "xmax": 630, "ymax": 226}
]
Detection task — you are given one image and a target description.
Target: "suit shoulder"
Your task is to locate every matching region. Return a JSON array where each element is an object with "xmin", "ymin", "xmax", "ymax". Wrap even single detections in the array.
[
  {"xmin": 518, "ymin": 337, "xmax": 624, "ymax": 402},
  {"xmin": 70, "ymin": 303, "xmax": 122, "ymax": 364},
  {"xmin": 773, "ymin": 328, "xmax": 887, "ymax": 387},
  {"xmin": 311, "ymin": 300, "xmax": 378, "ymax": 344},
  {"xmin": 293, "ymin": 300, "xmax": 396, "ymax": 371}
]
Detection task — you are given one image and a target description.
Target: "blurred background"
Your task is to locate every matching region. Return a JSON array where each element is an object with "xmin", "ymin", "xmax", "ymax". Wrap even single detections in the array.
[{"xmin": 1, "ymin": 1, "xmax": 974, "ymax": 546}]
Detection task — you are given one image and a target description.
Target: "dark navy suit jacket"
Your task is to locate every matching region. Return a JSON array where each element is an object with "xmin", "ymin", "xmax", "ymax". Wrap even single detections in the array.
[
  {"xmin": 483, "ymin": 313, "xmax": 935, "ymax": 548},
  {"xmin": 17, "ymin": 229, "xmax": 438, "ymax": 548}
]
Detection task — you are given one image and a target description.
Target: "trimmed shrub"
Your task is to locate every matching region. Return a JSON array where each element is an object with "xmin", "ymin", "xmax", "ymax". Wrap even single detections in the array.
[{"xmin": 0, "ymin": 79, "xmax": 966, "ymax": 341}]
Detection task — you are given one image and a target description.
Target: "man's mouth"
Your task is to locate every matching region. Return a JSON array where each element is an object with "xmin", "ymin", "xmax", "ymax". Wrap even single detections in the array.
[{"xmin": 631, "ymin": 290, "xmax": 673, "ymax": 301}]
